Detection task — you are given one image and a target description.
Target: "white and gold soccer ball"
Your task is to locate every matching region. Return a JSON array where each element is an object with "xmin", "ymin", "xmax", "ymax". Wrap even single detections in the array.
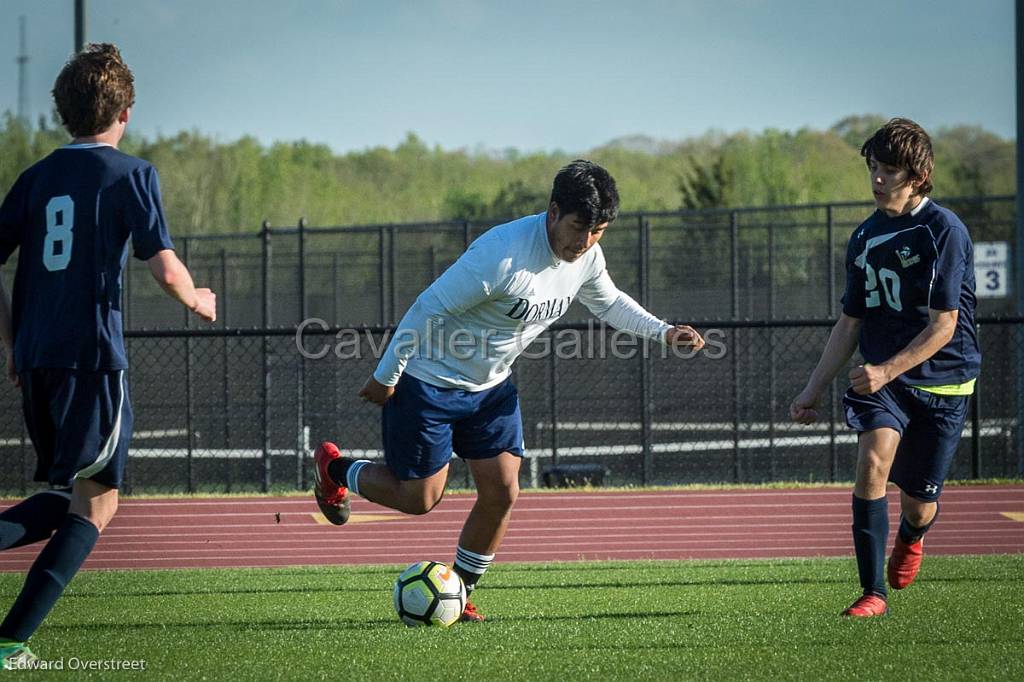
[{"xmin": 392, "ymin": 560, "xmax": 466, "ymax": 627}]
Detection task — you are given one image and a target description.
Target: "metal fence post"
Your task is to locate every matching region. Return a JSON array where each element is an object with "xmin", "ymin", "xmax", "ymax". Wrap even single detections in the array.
[
  {"xmin": 183, "ymin": 237, "xmax": 194, "ymax": 493},
  {"xmin": 261, "ymin": 220, "xmax": 272, "ymax": 493},
  {"xmin": 220, "ymin": 248, "xmax": 231, "ymax": 451},
  {"xmin": 730, "ymin": 211, "xmax": 742, "ymax": 482},
  {"xmin": 389, "ymin": 226, "xmax": 398, "ymax": 324},
  {"xmin": 333, "ymin": 252, "xmax": 342, "ymax": 415},
  {"xmin": 639, "ymin": 215, "xmax": 653, "ymax": 485},
  {"xmin": 826, "ymin": 205, "xmax": 836, "ymax": 316},
  {"xmin": 123, "ymin": 257, "xmax": 131, "ymax": 331},
  {"xmin": 332, "ymin": 253, "xmax": 341, "ymax": 325},
  {"xmin": 767, "ymin": 222, "xmax": 776, "ymax": 481},
  {"xmin": 297, "ymin": 217, "xmax": 308, "ymax": 491},
  {"xmin": 548, "ymin": 345, "xmax": 559, "ymax": 475},
  {"xmin": 378, "ymin": 226, "xmax": 387, "ymax": 325},
  {"xmin": 20, "ymin": 422, "xmax": 27, "ymax": 496},
  {"xmin": 827, "ymin": 205, "xmax": 838, "ymax": 481},
  {"xmin": 971, "ymin": 324, "xmax": 982, "ymax": 478},
  {"xmin": 1016, "ymin": 0, "xmax": 1024, "ymax": 475},
  {"xmin": 219, "ymin": 247, "xmax": 232, "ymax": 491}
]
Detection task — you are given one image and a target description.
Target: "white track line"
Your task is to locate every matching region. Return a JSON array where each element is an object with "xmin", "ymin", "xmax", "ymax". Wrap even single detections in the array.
[
  {"xmin": 81, "ymin": 527, "xmax": 1020, "ymax": 545},
  {"xmin": 90, "ymin": 522, "xmax": 1019, "ymax": 538},
  {"xmin": 94, "ymin": 512, "xmax": 1023, "ymax": 532},
  {"xmin": 97, "ymin": 500, "xmax": 1024, "ymax": 519},
  {"xmin": 5, "ymin": 542, "xmax": 1022, "ymax": 567},
  {"xmin": 102, "ymin": 488, "xmax": 1023, "ymax": 507}
]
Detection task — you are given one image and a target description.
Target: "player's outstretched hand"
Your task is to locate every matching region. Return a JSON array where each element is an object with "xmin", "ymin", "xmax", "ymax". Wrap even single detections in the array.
[
  {"xmin": 789, "ymin": 389, "xmax": 819, "ymax": 424},
  {"xmin": 849, "ymin": 364, "xmax": 890, "ymax": 395},
  {"xmin": 665, "ymin": 325, "xmax": 705, "ymax": 352},
  {"xmin": 359, "ymin": 376, "xmax": 396, "ymax": 406},
  {"xmin": 191, "ymin": 288, "xmax": 217, "ymax": 322}
]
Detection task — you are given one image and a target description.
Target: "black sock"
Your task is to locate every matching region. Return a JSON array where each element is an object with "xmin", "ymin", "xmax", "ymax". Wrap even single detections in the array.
[
  {"xmin": 0, "ymin": 490, "xmax": 71, "ymax": 551},
  {"xmin": 898, "ymin": 501, "xmax": 940, "ymax": 544},
  {"xmin": 327, "ymin": 458, "xmax": 353, "ymax": 487},
  {"xmin": 453, "ymin": 565, "xmax": 478, "ymax": 594},
  {"xmin": 0, "ymin": 514, "xmax": 100, "ymax": 642},
  {"xmin": 453, "ymin": 546, "xmax": 494, "ymax": 595},
  {"xmin": 851, "ymin": 495, "xmax": 888, "ymax": 599}
]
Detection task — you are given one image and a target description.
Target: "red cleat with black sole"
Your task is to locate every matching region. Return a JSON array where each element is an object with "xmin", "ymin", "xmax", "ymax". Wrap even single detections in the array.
[
  {"xmin": 460, "ymin": 601, "xmax": 485, "ymax": 623},
  {"xmin": 312, "ymin": 442, "xmax": 351, "ymax": 526}
]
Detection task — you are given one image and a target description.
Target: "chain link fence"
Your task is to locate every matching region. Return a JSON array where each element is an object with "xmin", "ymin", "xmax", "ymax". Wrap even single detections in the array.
[{"xmin": 0, "ymin": 197, "xmax": 1020, "ymax": 494}]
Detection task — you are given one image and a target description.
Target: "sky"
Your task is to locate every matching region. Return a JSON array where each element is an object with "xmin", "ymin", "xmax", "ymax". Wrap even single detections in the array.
[{"xmin": 0, "ymin": 0, "xmax": 1015, "ymax": 154}]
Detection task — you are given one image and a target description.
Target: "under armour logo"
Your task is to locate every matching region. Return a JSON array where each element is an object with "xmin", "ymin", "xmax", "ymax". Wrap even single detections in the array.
[{"xmin": 924, "ymin": 484, "xmax": 938, "ymax": 494}]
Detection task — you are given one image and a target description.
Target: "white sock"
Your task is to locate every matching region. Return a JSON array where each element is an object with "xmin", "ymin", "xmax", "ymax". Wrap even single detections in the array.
[{"xmin": 346, "ymin": 460, "xmax": 371, "ymax": 497}]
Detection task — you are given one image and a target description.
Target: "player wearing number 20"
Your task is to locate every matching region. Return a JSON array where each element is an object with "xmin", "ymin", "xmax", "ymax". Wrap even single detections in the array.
[
  {"xmin": 0, "ymin": 44, "xmax": 215, "ymax": 666},
  {"xmin": 790, "ymin": 118, "xmax": 980, "ymax": 618}
]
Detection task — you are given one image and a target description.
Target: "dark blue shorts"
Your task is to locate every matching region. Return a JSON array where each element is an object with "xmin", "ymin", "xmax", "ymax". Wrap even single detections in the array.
[
  {"xmin": 20, "ymin": 368, "xmax": 133, "ymax": 490},
  {"xmin": 843, "ymin": 382, "xmax": 969, "ymax": 501},
  {"xmin": 381, "ymin": 374, "xmax": 524, "ymax": 481}
]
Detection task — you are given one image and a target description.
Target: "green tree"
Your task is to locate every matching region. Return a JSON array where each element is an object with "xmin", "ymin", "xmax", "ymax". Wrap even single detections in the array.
[
  {"xmin": 489, "ymin": 179, "xmax": 548, "ymax": 218},
  {"xmin": 679, "ymin": 154, "xmax": 730, "ymax": 209},
  {"xmin": 0, "ymin": 112, "xmax": 1012, "ymax": 236},
  {"xmin": 830, "ymin": 114, "xmax": 888, "ymax": 148}
]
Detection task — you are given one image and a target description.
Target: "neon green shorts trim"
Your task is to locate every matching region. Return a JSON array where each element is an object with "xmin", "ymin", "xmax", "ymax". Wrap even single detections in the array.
[{"xmin": 911, "ymin": 378, "xmax": 976, "ymax": 396}]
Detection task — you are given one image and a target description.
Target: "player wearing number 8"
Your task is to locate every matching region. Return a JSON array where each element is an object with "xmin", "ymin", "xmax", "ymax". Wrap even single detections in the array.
[
  {"xmin": 0, "ymin": 44, "xmax": 216, "ymax": 667},
  {"xmin": 790, "ymin": 118, "xmax": 980, "ymax": 618}
]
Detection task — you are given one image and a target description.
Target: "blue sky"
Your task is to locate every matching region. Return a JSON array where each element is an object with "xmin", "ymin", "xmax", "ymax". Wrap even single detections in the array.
[{"xmin": 0, "ymin": 0, "xmax": 1015, "ymax": 153}]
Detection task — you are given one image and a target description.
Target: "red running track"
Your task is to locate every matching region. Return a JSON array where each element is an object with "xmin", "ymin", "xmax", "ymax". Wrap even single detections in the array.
[{"xmin": 1, "ymin": 486, "xmax": 1022, "ymax": 572}]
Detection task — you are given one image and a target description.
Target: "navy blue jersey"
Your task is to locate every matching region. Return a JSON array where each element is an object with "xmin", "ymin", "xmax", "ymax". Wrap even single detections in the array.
[
  {"xmin": 0, "ymin": 144, "xmax": 174, "ymax": 371},
  {"xmin": 841, "ymin": 198, "xmax": 980, "ymax": 385}
]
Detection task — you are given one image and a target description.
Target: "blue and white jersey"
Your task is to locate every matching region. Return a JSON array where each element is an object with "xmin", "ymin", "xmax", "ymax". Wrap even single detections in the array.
[
  {"xmin": 374, "ymin": 212, "xmax": 672, "ymax": 391},
  {"xmin": 0, "ymin": 144, "xmax": 175, "ymax": 371},
  {"xmin": 841, "ymin": 198, "xmax": 980, "ymax": 385}
]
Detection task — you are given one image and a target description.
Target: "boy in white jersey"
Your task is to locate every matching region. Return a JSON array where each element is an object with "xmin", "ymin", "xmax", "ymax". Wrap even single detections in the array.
[{"xmin": 312, "ymin": 161, "xmax": 705, "ymax": 621}]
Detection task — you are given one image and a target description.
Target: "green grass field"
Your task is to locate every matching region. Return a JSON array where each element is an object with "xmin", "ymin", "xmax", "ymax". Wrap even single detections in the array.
[{"xmin": 2, "ymin": 555, "xmax": 1022, "ymax": 680}]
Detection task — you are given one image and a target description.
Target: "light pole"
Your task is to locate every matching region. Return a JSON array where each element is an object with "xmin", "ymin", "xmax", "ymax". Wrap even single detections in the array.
[{"xmin": 74, "ymin": 0, "xmax": 86, "ymax": 53}]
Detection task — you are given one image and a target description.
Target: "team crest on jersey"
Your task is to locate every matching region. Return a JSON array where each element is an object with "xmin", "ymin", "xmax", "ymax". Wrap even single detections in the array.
[{"xmin": 896, "ymin": 246, "xmax": 920, "ymax": 268}]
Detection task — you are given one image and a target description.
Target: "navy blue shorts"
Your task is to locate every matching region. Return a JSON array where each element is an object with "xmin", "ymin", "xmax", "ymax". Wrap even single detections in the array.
[
  {"xmin": 843, "ymin": 382, "xmax": 969, "ymax": 501},
  {"xmin": 381, "ymin": 374, "xmax": 524, "ymax": 481},
  {"xmin": 20, "ymin": 368, "xmax": 133, "ymax": 490}
]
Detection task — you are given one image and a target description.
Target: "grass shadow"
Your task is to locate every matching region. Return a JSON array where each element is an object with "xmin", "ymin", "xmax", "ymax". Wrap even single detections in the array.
[
  {"xmin": 43, "ymin": 617, "xmax": 397, "ymax": 633},
  {"xmin": 493, "ymin": 609, "xmax": 699, "ymax": 624}
]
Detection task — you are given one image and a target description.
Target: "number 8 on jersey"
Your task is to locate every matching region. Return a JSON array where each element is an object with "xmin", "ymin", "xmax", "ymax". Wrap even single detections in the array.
[{"xmin": 43, "ymin": 195, "xmax": 74, "ymax": 272}]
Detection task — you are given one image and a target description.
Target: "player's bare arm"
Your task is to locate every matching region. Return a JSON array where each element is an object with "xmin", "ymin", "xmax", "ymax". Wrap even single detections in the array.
[
  {"xmin": 359, "ymin": 376, "xmax": 396, "ymax": 406},
  {"xmin": 665, "ymin": 325, "xmax": 705, "ymax": 351},
  {"xmin": 790, "ymin": 313, "xmax": 863, "ymax": 424},
  {"xmin": 146, "ymin": 249, "xmax": 217, "ymax": 322},
  {"xmin": 848, "ymin": 308, "xmax": 958, "ymax": 395},
  {"xmin": 0, "ymin": 278, "xmax": 17, "ymax": 387}
]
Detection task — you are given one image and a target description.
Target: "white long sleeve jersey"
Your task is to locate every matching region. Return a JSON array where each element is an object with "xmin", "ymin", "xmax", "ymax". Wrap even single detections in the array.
[{"xmin": 373, "ymin": 212, "xmax": 672, "ymax": 391}]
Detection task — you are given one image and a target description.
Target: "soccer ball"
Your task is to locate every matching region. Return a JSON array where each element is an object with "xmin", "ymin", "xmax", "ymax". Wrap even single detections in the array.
[{"xmin": 393, "ymin": 560, "xmax": 466, "ymax": 627}]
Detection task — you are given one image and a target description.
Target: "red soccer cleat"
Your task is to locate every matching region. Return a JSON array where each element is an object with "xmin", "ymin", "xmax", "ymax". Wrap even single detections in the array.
[
  {"xmin": 460, "ymin": 600, "xmax": 485, "ymax": 623},
  {"xmin": 888, "ymin": 535, "xmax": 924, "ymax": 590},
  {"xmin": 312, "ymin": 442, "xmax": 351, "ymax": 526},
  {"xmin": 841, "ymin": 594, "xmax": 889, "ymax": 618}
]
